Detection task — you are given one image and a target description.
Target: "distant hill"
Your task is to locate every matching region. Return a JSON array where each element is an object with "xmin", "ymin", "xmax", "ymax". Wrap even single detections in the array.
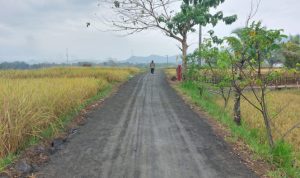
[{"xmin": 124, "ymin": 55, "xmax": 180, "ymax": 64}]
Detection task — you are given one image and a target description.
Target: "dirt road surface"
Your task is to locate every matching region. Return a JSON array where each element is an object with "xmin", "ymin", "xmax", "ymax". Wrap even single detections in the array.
[{"xmin": 37, "ymin": 71, "xmax": 257, "ymax": 178}]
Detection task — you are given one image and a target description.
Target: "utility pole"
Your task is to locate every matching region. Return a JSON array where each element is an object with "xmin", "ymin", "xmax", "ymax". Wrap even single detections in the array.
[
  {"xmin": 166, "ymin": 55, "xmax": 168, "ymax": 66},
  {"xmin": 198, "ymin": 25, "xmax": 202, "ymax": 66}
]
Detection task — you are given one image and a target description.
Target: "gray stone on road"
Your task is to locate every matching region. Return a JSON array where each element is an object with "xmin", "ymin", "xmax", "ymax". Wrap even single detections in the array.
[{"xmin": 37, "ymin": 71, "xmax": 257, "ymax": 178}]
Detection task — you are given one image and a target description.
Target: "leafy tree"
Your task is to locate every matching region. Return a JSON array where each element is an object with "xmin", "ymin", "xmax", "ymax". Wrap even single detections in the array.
[
  {"xmin": 0, "ymin": 61, "xmax": 30, "ymax": 70},
  {"xmin": 186, "ymin": 52, "xmax": 200, "ymax": 80},
  {"xmin": 225, "ymin": 27, "xmax": 254, "ymax": 125},
  {"xmin": 196, "ymin": 39, "xmax": 232, "ymax": 108},
  {"xmin": 282, "ymin": 36, "xmax": 300, "ymax": 68},
  {"xmin": 289, "ymin": 34, "xmax": 300, "ymax": 45},
  {"xmin": 216, "ymin": 49, "xmax": 234, "ymax": 108},
  {"xmin": 199, "ymin": 39, "xmax": 219, "ymax": 67},
  {"xmin": 227, "ymin": 21, "xmax": 286, "ymax": 148},
  {"xmin": 100, "ymin": 0, "xmax": 237, "ymax": 72}
]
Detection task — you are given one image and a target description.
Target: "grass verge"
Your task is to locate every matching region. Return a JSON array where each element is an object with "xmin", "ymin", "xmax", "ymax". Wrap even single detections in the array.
[{"xmin": 174, "ymin": 80, "xmax": 300, "ymax": 178}]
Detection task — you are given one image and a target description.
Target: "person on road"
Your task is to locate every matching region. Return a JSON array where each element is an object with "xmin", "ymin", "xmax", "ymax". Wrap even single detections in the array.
[{"xmin": 150, "ymin": 60, "xmax": 155, "ymax": 74}]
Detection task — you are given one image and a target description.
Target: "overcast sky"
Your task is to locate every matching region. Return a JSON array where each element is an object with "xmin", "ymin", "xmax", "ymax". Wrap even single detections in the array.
[{"xmin": 0, "ymin": 0, "xmax": 299, "ymax": 63}]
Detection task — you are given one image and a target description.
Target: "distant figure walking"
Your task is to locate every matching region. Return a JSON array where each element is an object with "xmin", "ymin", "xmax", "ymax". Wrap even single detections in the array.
[{"xmin": 150, "ymin": 60, "xmax": 155, "ymax": 74}]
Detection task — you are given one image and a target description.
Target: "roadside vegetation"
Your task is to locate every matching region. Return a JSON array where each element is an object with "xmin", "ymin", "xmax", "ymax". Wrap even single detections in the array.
[
  {"xmin": 0, "ymin": 67, "xmax": 139, "ymax": 170},
  {"xmin": 163, "ymin": 2, "xmax": 300, "ymax": 175},
  {"xmin": 166, "ymin": 68, "xmax": 300, "ymax": 177}
]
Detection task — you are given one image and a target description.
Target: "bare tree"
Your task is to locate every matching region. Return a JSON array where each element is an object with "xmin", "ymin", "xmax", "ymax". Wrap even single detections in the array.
[
  {"xmin": 98, "ymin": 0, "xmax": 236, "ymax": 72},
  {"xmin": 99, "ymin": 0, "xmax": 188, "ymax": 67}
]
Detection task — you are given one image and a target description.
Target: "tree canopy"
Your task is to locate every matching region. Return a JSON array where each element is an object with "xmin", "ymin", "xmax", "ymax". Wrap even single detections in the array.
[{"xmin": 282, "ymin": 35, "xmax": 300, "ymax": 68}]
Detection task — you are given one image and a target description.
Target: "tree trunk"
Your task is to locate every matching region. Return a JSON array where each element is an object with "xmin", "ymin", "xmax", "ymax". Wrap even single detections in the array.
[
  {"xmin": 181, "ymin": 37, "xmax": 188, "ymax": 74},
  {"xmin": 233, "ymin": 89, "xmax": 241, "ymax": 125},
  {"xmin": 221, "ymin": 88, "xmax": 229, "ymax": 109},
  {"xmin": 258, "ymin": 50, "xmax": 262, "ymax": 77},
  {"xmin": 198, "ymin": 25, "xmax": 202, "ymax": 66},
  {"xmin": 233, "ymin": 63, "xmax": 242, "ymax": 126},
  {"xmin": 261, "ymin": 91, "xmax": 274, "ymax": 148}
]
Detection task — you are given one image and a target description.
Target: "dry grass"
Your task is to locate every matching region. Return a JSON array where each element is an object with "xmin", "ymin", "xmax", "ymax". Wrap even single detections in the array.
[
  {"xmin": 216, "ymin": 90, "xmax": 300, "ymax": 152},
  {"xmin": 0, "ymin": 67, "xmax": 140, "ymax": 82},
  {"xmin": 0, "ymin": 67, "xmax": 139, "ymax": 159},
  {"xmin": 164, "ymin": 68, "xmax": 176, "ymax": 78}
]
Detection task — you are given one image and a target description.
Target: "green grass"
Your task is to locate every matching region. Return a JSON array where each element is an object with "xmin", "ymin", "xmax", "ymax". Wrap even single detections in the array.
[
  {"xmin": 0, "ymin": 84, "xmax": 113, "ymax": 172},
  {"xmin": 177, "ymin": 80, "xmax": 300, "ymax": 178},
  {"xmin": 0, "ymin": 154, "xmax": 16, "ymax": 171}
]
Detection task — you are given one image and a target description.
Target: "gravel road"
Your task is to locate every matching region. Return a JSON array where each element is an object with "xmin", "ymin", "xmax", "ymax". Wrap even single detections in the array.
[{"xmin": 38, "ymin": 71, "xmax": 257, "ymax": 178}]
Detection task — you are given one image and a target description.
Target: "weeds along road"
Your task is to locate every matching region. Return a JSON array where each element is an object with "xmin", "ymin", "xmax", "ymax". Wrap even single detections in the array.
[{"xmin": 38, "ymin": 71, "xmax": 257, "ymax": 178}]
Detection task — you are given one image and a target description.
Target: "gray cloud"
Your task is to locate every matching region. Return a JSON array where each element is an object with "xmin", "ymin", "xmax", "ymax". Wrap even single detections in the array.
[{"xmin": 0, "ymin": 0, "xmax": 299, "ymax": 63}]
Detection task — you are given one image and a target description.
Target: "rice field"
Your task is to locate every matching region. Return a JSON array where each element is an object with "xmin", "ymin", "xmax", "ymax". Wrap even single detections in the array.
[
  {"xmin": 165, "ymin": 68, "xmax": 177, "ymax": 78},
  {"xmin": 216, "ymin": 90, "xmax": 300, "ymax": 152},
  {"xmin": 0, "ymin": 67, "xmax": 139, "ymax": 82},
  {"xmin": 0, "ymin": 67, "xmax": 139, "ymax": 159}
]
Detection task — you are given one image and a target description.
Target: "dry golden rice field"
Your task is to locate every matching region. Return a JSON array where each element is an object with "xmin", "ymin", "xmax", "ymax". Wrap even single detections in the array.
[
  {"xmin": 0, "ymin": 67, "xmax": 139, "ymax": 159},
  {"xmin": 216, "ymin": 90, "xmax": 300, "ymax": 152},
  {"xmin": 165, "ymin": 68, "xmax": 177, "ymax": 77}
]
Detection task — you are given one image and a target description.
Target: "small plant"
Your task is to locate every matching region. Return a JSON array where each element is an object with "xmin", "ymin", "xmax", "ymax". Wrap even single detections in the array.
[{"xmin": 271, "ymin": 140, "xmax": 293, "ymax": 168}]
